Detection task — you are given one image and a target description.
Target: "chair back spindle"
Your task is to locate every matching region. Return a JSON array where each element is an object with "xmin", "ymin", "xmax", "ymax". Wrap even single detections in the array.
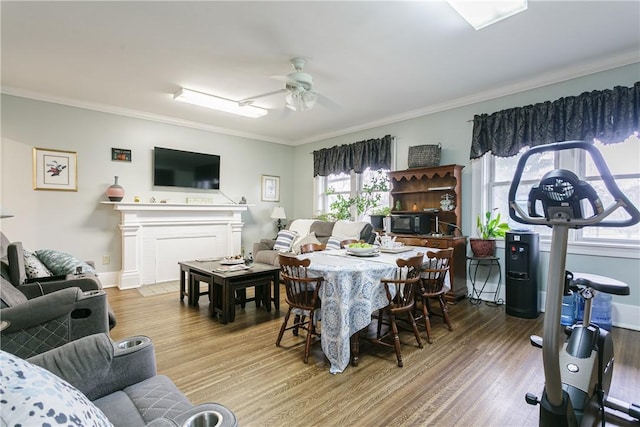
[{"xmin": 420, "ymin": 249, "xmax": 453, "ymax": 295}]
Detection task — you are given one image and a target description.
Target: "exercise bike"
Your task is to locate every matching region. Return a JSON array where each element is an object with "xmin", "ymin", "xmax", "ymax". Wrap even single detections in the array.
[{"xmin": 507, "ymin": 140, "xmax": 640, "ymax": 426}]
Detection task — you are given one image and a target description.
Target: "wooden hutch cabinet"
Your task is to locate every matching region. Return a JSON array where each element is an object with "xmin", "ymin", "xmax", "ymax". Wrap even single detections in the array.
[{"xmin": 388, "ymin": 164, "xmax": 467, "ymax": 302}]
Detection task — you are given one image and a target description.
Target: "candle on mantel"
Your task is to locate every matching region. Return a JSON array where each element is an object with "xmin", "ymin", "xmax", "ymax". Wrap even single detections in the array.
[{"xmin": 412, "ymin": 203, "xmax": 418, "ymax": 211}]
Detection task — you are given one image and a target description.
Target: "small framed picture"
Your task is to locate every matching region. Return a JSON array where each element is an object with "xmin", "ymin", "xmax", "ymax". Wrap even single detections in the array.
[
  {"xmin": 261, "ymin": 174, "xmax": 280, "ymax": 202},
  {"xmin": 111, "ymin": 148, "xmax": 131, "ymax": 162},
  {"xmin": 33, "ymin": 147, "xmax": 78, "ymax": 191}
]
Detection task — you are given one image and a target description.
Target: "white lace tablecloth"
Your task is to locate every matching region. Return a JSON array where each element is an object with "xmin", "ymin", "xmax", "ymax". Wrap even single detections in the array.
[{"xmin": 299, "ymin": 247, "xmax": 447, "ymax": 373}]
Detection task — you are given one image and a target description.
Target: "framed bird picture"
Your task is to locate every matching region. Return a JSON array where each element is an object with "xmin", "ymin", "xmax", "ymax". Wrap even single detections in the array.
[{"xmin": 33, "ymin": 147, "xmax": 78, "ymax": 191}]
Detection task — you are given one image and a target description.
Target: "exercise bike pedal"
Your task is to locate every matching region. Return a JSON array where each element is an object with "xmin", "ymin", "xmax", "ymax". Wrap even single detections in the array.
[
  {"xmin": 525, "ymin": 393, "xmax": 540, "ymax": 406},
  {"xmin": 604, "ymin": 396, "xmax": 640, "ymax": 420},
  {"xmin": 530, "ymin": 335, "xmax": 543, "ymax": 348},
  {"xmin": 529, "ymin": 328, "xmax": 572, "ymax": 349}
]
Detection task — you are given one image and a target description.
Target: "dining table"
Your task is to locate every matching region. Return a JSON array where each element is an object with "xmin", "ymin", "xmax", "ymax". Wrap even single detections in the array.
[{"xmin": 297, "ymin": 246, "xmax": 448, "ymax": 374}]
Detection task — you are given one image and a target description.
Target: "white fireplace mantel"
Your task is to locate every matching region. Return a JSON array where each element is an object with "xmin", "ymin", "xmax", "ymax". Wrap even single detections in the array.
[{"xmin": 102, "ymin": 202, "xmax": 250, "ymax": 289}]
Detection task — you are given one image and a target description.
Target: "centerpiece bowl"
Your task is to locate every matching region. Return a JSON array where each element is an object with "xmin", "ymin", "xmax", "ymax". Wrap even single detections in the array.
[{"xmin": 346, "ymin": 243, "xmax": 379, "ymax": 255}]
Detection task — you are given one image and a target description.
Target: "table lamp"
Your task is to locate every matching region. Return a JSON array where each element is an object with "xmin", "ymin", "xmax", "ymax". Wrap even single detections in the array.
[{"xmin": 271, "ymin": 207, "xmax": 287, "ymax": 231}]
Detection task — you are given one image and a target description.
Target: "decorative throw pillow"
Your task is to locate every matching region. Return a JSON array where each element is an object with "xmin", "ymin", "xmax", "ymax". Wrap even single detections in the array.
[
  {"xmin": 0, "ymin": 350, "xmax": 112, "ymax": 426},
  {"xmin": 272, "ymin": 230, "xmax": 298, "ymax": 252},
  {"xmin": 326, "ymin": 235, "xmax": 343, "ymax": 250},
  {"xmin": 34, "ymin": 249, "xmax": 96, "ymax": 276},
  {"xmin": 23, "ymin": 250, "xmax": 54, "ymax": 279},
  {"xmin": 293, "ymin": 232, "xmax": 322, "ymax": 255}
]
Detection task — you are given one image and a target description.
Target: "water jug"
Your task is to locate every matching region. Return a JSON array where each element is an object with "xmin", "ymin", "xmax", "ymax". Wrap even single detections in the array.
[
  {"xmin": 560, "ymin": 292, "xmax": 575, "ymax": 326},
  {"xmin": 575, "ymin": 291, "xmax": 612, "ymax": 331},
  {"xmin": 560, "ymin": 271, "xmax": 575, "ymax": 326}
]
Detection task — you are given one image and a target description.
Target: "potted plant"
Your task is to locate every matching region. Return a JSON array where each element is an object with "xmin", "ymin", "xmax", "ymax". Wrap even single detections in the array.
[
  {"xmin": 469, "ymin": 208, "xmax": 510, "ymax": 257},
  {"xmin": 369, "ymin": 206, "xmax": 391, "ymax": 229}
]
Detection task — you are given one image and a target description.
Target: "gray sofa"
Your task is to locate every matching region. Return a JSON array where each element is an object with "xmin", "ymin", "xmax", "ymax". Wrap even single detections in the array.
[
  {"xmin": 253, "ymin": 219, "xmax": 375, "ymax": 266},
  {"xmin": 2, "ymin": 333, "xmax": 237, "ymax": 426}
]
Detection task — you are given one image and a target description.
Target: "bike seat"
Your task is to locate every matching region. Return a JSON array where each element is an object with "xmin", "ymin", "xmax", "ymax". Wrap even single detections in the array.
[{"xmin": 570, "ymin": 272, "xmax": 630, "ymax": 296}]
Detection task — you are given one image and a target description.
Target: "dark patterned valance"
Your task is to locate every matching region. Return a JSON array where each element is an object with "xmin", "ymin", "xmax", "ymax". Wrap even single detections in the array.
[
  {"xmin": 313, "ymin": 135, "xmax": 392, "ymax": 177},
  {"xmin": 470, "ymin": 82, "xmax": 640, "ymax": 159}
]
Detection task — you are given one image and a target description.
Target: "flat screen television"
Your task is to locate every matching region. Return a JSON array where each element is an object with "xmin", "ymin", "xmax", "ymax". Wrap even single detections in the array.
[{"xmin": 153, "ymin": 147, "xmax": 220, "ymax": 190}]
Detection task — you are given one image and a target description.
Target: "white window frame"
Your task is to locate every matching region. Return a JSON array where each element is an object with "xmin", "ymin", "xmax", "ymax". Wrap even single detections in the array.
[
  {"xmin": 314, "ymin": 168, "xmax": 390, "ymax": 221},
  {"xmin": 473, "ymin": 139, "xmax": 640, "ymax": 260}
]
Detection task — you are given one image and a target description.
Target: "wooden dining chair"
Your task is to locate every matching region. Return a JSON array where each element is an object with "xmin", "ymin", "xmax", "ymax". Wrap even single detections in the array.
[
  {"xmin": 299, "ymin": 242, "xmax": 326, "ymax": 254},
  {"xmin": 340, "ymin": 239, "xmax": 360, "ymax": 248},
  {"xmin": 276, "ymin": 254, "xmax": 324, "ymax": 364},
  {"xmin": 415, "ymin": 248, "xmax": 454, "ymax": 344},
  {"xmin": 365, "ymin": 253, "xmax": 424, "ymax": 367}
]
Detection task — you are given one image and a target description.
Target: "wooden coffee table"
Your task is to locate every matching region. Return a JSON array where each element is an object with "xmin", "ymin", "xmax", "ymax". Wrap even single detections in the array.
[{"xmin": 178, "ymin": 260, "xmax": 280, "ymax": 324}]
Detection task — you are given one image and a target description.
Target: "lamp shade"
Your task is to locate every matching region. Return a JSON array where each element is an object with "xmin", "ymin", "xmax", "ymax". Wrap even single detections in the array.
[{"xmin": 271, "ymin": 207, "xmax": 287, "ymax": 220}]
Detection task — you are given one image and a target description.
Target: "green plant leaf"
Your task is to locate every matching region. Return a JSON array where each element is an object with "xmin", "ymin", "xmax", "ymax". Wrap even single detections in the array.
[{"xmin": 476, "ymin": 209, "xmax": 510, "ymax": 239}]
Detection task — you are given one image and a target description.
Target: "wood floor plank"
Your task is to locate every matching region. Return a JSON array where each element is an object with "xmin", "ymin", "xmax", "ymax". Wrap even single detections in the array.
[{"xmin": 106, "ymin": 285, "xmax": 639, "ymax": 426}]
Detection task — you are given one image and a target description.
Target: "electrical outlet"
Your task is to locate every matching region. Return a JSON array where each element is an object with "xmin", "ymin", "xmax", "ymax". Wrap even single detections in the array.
[{"xmin": 102, "ymin": 255, "xmax": 110, "ymax": 265}]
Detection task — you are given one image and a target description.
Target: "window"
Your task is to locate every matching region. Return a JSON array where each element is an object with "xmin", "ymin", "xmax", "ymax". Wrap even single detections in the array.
[
  {"xmin": 315, "ymin": 168, "xmax": 390, "ymax": 221},
  {"xmin": 480, "ymin": 135, "xmax": 640, "ymax": 257}
]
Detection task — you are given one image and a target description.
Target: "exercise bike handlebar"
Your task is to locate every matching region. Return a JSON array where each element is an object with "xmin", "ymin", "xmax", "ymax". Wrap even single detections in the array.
[{"xmin": 508, "ymin": 140, "xmax": 640, "ymax": 228}]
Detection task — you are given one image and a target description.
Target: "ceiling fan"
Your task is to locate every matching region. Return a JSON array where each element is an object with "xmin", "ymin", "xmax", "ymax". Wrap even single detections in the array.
[{"xmin": 239, "ymin": 58, "xmax": 320, "ymax": 112}]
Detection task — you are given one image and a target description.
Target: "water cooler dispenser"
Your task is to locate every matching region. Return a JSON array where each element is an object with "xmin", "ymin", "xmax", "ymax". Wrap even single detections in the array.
[{"xmin": 505, "ymin": 230, "xmax": 539, "ymax": 319}]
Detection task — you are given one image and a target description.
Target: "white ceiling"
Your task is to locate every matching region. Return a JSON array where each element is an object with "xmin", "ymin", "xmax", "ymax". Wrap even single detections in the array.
[{"xmin": 2, "ymin": 1, "xmax": 639, "ymax": 146}]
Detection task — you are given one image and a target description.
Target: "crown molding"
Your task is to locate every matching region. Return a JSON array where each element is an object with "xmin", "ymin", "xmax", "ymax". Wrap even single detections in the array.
[
  {"xmin": 296, "ymin": 51, "xmax": 640, "ymax": 145},
  {"xmin": 0, "ymin": 87, "xmax": 290, "ymax": 146}
]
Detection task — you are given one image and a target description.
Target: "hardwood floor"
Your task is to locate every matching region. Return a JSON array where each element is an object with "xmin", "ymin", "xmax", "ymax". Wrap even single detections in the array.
[{"xmin": 106, "ymin": 285, "xmax": 639, "ymax": 426}]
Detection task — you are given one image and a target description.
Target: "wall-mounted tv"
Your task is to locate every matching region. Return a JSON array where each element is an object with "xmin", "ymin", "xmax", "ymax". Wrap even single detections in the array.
[{"xmin": 153, "ymin": 147, "xmax": 220, "ymax": 190}]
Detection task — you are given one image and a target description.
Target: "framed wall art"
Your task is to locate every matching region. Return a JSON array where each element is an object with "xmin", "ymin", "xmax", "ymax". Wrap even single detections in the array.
[
  {"xmin": 111, "ymin": 148, "xmax": 132, "ymax": 162},
  {"xmin": 33, "ymin": 147, "xmax": 78, "ymax": 191},
  {"xmin": 261, "ymin": 174, "xmax": 280, "ymax": 202}
]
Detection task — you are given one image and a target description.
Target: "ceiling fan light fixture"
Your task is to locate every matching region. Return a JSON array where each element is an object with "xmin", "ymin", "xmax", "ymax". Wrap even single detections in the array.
[
  {"xmin": 174, "ymin": 87, "xmax": 268, "ymax": 118},
  {"xmin": 446, "ymin": 0, "xmax": 527, "ymax": 30},
  {"xmin": 303, "ymin": 90, "xmax": 318, "ymax": 108},
  {"xmin": 285, "ymin": 88, "xmax": 318, "ymax": 112}
]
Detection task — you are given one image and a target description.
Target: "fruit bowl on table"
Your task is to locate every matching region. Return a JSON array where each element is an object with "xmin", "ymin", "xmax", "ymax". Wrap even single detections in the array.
[
  {"xmin": 346, "ymin": 244, "xmax": 379, "ymax": 255},
  {"xmin": 221, "ymin": 256, "xmax": 245, "ymax": 265}
]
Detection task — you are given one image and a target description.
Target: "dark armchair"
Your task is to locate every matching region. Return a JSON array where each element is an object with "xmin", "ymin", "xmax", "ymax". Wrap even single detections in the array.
[
  {"xmin": 0, "ymin": 276, "xmax": 111, "ymax": 359},
  {"xmin": 1, "ymin": 238, "xmax": 116, "ymax": 329}
]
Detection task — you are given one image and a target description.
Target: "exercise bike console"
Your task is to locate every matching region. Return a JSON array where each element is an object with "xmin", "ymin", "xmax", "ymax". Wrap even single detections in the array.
[{"xmin": 507, "ymin": 141, "xmax": 640, "ymax": 427}]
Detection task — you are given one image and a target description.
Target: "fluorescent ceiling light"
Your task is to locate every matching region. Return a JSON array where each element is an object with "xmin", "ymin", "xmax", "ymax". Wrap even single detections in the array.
[
  {"xmin": 174, "ymin": 88, "xmax": 268, "ymax": 118},
  {"xmin": 447, "ymin": 0, "xmax": 527, "ymax": 30}
]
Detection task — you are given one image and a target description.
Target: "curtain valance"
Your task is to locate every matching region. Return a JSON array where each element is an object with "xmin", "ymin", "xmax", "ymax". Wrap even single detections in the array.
[
  {"xmin": 470, "ymin": 82, "xmax": 640, "ymax": 159},
  {"xmin": 313, "ymin": 135, "xmax": 392, "ymax": 177}
]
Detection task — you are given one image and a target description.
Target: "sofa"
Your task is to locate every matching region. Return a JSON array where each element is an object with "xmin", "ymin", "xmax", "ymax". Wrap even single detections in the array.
[
  {"xmin": 0, "ymin": 235, "xmax": 116, "ymax": 329},
  {"xmin": 253, "ymin": 219, "xmax": 376, "ymax": 266},
  {"xmin": 1, "ymin": 333, "xmax": 237, "ymax": 427}
]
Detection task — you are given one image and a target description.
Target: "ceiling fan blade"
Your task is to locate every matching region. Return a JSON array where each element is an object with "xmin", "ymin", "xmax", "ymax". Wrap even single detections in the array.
[
  {"xmin": 238, "ymin": 88, "xmax": 286, "ymax": 105},
  {"xmin": 317, "ymin": 92, "xmax": 341, "ymax": 112},
  {"xmin": 279, "ymin": 105, "xmax": 292, "ymax": 120},
  {"xmin": 270, "ymin": 74, "xmax": 296, "ymax": 85}
]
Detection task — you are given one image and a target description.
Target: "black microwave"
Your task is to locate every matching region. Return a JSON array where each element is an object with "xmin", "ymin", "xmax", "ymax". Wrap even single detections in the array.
[{"xmin": 390, "ymin": 214, "xmax": 431, "ymax": 235}]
